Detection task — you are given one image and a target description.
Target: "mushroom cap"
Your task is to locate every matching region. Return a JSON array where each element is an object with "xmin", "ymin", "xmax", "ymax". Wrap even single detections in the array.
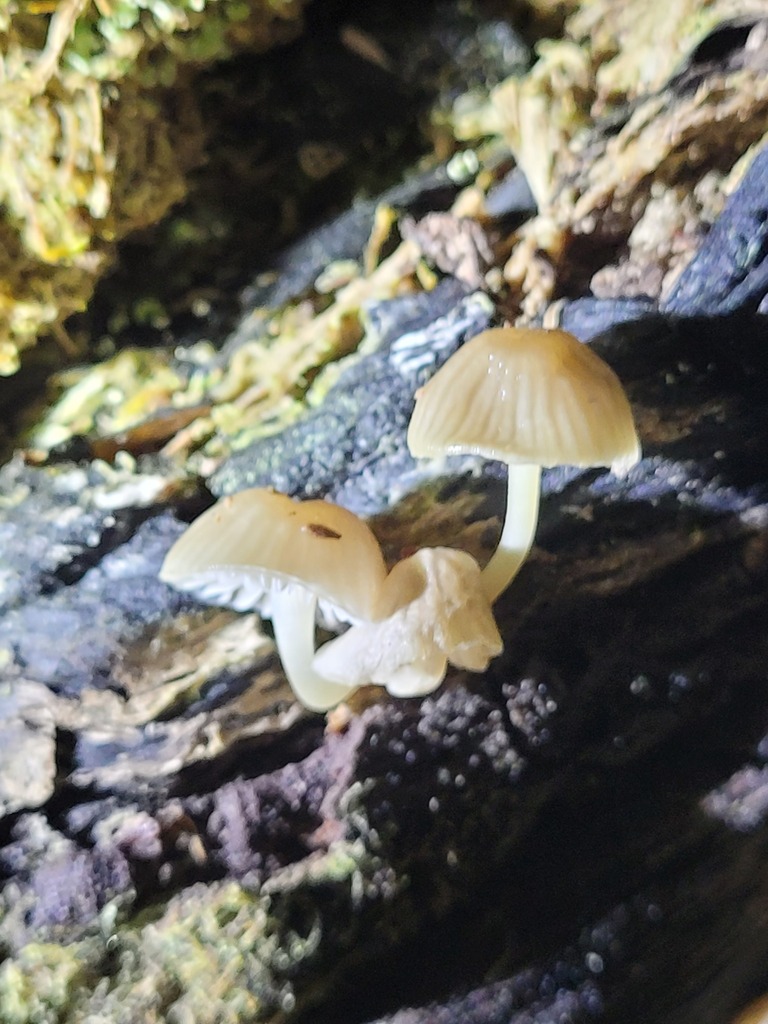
[
  {"xmin": 312, "ymin": 546, "xmax": 503, "ymax": 697},
  {"xmin": 159, "ymin": 488, "xmax": 387, "ymax": 622},
  {"xmin": 407, "ymin": 326, "xmax": 641, "ymax": 474}
]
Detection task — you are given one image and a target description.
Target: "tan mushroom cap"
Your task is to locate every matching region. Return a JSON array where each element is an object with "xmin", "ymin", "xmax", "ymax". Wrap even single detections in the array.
[
  {"xmin": 160, "ymin": 488, "xmax": 387, "ymax": 621},
  {"xmin": 407, "ymin": 326, "xmax": 641, "ymax": 474}
]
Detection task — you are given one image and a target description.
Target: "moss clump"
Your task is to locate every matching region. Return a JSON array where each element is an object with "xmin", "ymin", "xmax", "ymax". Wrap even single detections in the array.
[
  {"xmin": 0, "ymin": 0, "xmax": 305, "ymax": 376},
  {"xmin": 0, "ymin": 941, "xmax": 92, "ymax": 1024},
  {"xmin": 0, "ymin": 838, "xmax": 388, "ymax": 1023}
]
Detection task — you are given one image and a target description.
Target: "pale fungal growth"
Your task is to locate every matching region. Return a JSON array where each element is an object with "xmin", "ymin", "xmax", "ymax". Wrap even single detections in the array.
[
  {"xmin": 159, "ymin": 488, "xmax": 388, "ymax": 711},
  {"xmin": 407, "ymin": 326, "xmax": 641, "ymax": 603},
  {"xmin": 313, "ymin": 546, "xmax": 503, "ymax": 698}
]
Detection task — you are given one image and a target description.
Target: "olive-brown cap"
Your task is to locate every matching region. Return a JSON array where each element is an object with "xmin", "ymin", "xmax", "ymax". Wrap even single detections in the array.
[
  {"xmin": 407, "ymin": 326, "xmax": 641, "ymax": 474},
  {"xmin": 160, "ymin": 488, "xmax": 387, "ymax": 622}
]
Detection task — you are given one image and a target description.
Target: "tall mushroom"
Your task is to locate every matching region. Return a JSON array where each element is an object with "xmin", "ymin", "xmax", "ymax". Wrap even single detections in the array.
[
  {"xmin": 159, "ymin": 488, "xmax": 388, "ymax": 711},
  {"xmin": 313, "ymin": 546, "xmax": 502, "ymax": 698},
  {"xmin": 407, "ymin": 326, "xmax": 641, "ymax": 603}
]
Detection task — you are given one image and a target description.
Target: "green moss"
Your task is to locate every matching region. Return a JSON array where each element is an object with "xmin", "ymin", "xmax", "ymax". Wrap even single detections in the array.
[
  {"xmin": 0, "ymin": 943, "xmax": 92, "ymax": 1024},
  {"xmin": 0, "ymin": 0, "xmax": 306, "ymax": 376},
  {"xmin": 0, "ymin": 840, "xmax": 388, "ymax": 1023}
]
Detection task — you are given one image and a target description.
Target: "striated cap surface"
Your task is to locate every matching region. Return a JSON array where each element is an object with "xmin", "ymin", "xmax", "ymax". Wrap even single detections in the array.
[
  {"xmin": 160, "ymin": 487, "xmax": 387, "ymax": 621},
  {"xmin": 407, "ymin": 326, "xmax": 641, "ymax": 474}
]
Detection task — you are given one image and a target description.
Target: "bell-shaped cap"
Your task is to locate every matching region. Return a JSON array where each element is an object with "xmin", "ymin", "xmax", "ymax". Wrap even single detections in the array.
[
  {"xmin": 160, "ymin": 488, "xmax": 387, "ymax": 622},
  {"xmin": 313, "ymin": 546, "xmax": 503, "ymax": 698},
  {"xmin": 407, "ymin": 326, "xmax": 641, "ymax": 475}
]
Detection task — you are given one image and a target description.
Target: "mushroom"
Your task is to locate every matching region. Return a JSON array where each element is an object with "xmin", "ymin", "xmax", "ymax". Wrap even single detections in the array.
[
  {"xmin": 407, "ymin": 326, "xmax": 641, "ymax": 603},
  {"xmin": 313, "ymin": 546, "xmax": 502, "ymax": 698},
  {"xmin": 159, "ymin": 488, "xmax": 388, "ymax": 711}
]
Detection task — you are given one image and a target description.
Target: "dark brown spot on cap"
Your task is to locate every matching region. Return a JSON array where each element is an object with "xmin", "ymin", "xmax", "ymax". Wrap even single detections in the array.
[{"xmin": 306, "ymin": 522, "xmax": 342, "ymax": 539}]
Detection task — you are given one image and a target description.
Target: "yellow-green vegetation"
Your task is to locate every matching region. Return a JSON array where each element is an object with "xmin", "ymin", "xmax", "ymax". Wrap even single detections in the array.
[
  {"xmin": 27, "ymin": 238, "xmax": 423, "ymax": 464},
  {"xmin": 0, "ymin": 942, "xmax": 90, "ymax": 1024},
  {"xmin": 28, "ymin": 348, "xmax": 185, "ymax": 449},
  {"xmin": 0, "ymin": 0, "xmax": 305, "ymax": 376},
  {"xmin": 0, "ymin": 839, "xmax": 383, "ymax": 1024}
]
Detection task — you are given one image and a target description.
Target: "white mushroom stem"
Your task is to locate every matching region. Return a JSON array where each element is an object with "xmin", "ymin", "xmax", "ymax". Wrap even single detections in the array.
[
  {"xmin": 270, "ymin": 587, "xmax": 355, "ymax": 712},
  {"xmin": 481, "ymin": 462, "xmax": 541, "ymax": 603}
]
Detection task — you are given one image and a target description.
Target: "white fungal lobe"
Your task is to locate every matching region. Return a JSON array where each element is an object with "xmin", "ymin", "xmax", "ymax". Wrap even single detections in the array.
[{"xmin": 313, "ymin": 546, "xmax": 503, "ymax": 698}]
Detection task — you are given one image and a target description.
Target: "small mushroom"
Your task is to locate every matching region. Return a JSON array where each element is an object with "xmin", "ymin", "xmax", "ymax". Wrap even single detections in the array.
[
  {"xmin": 313, "ymin": 546, "xmax": 502, "ymax": 698},
  {"xmin": 407, "ymin": 326, "xmax": 641, "ymax": 602},
  {"xmin": 159, "ymin": 488, "xmax": 388, "ymax": 711}
]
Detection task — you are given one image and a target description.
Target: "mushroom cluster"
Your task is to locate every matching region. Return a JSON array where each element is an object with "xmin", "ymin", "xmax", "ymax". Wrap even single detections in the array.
[
  {"xmin": 160, "ymin": 326, "xmax": 640, "ymax": 711},
  {"xmin": 159, "ymin": 488, "xmax": 387, "ymax": 710},
  {"xmin": 160, "ymin": 489, "xmax": 499, "ymax": 710}
]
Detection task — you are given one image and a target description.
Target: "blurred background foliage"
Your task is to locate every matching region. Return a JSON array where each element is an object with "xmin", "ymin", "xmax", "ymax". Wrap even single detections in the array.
[{"xmin": 0, "ymin": 0, "xmax": 304, "ymax": 375}]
